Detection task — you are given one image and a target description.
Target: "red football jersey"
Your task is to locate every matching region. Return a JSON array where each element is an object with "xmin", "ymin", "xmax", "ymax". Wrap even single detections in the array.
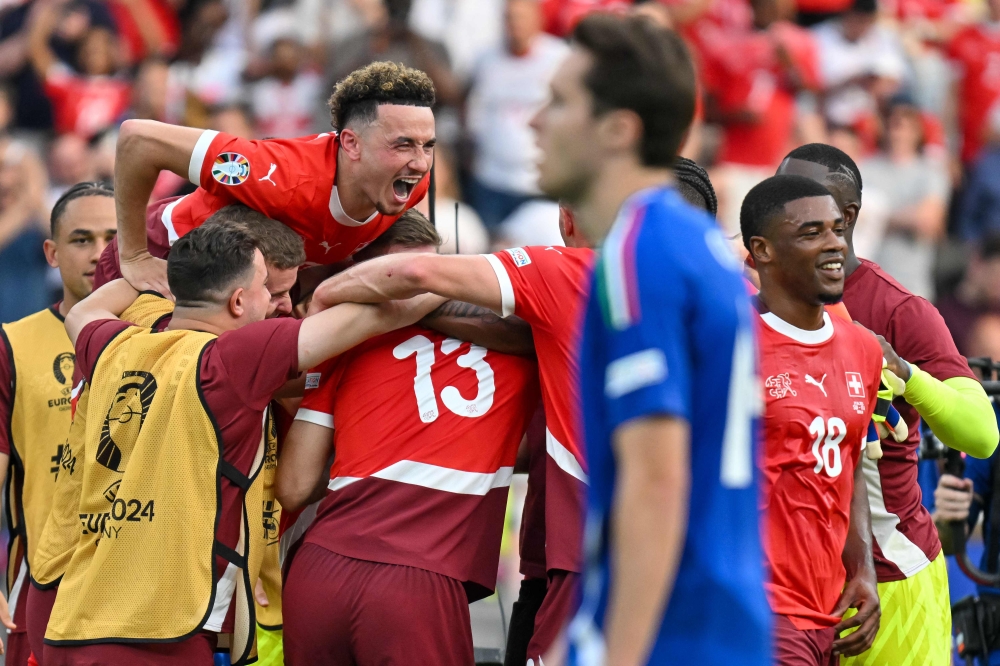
[
  {"xmin": 486, "ymin": 245, "xmax": 594, "ymax": 575},
  {"xmin": 296, "ymin": 326, "xmax": 539, "ymax": 600},
  {"xmin": 158, "ymin": 131, "xmax": 430, "ymax": 266},
  {"xmin": 758, "ymin": 310, "xmax": 883, "ymax": 630},
  {"xmin": 946, "ymin": 26, "xmax": 1000, "ymax": 163}
]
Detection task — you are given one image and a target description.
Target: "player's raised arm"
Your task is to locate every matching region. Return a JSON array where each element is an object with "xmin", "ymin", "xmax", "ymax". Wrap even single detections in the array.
[
  {"xmin": 64, "ymin": 279, "xmax": 140, "ymax": 346},
  {"xmin": 114, "ymin": 120, "xmax": 206, "ymax": 295},
  {"xmin": 310, "ymin": 253, "xmax": 503, "ymax": 314},
  {"xmin": 296, "ymin": 293, "xmax": 446, "ymax": 371}
]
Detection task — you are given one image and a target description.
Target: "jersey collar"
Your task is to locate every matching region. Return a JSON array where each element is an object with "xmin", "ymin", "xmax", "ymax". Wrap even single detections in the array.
[
  {"xmin": 329, "ymin": 186, "xmax": 378, "ymax": 227},
  {"xmin": 759, "ymin": 311, "xmax": 834, "ymax": 344}
]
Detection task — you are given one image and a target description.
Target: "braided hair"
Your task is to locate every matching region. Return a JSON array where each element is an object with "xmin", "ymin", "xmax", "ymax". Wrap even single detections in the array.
[
  {"xmin": 675, "ymin": 157, "xmax": 718, "ymax": 217},
  {"xmin": 50, "ymin": 181, "xmax": 114, "ymax": 238}
]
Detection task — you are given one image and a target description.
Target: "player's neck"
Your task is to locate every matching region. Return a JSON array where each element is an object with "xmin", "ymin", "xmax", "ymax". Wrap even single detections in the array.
[
  {"xmin": 843, "ymin": 240, "xmax": 861, "ymax": 278},
  {"xmin": 575, "ymin": 160, "xmax": 673, "ymax": 245},
  {"xmin": 59, "ymin": 288, "xmax": 82, "ymax": 317},
  {"xmin": 335, "ymin": 150, "xmax": 378, "ymax": 221},
  {"xmin": 757, "ymin": 286, "xmax": 826, "ymax": 331},
  {"xmin": 167, "ymin": 307, "xmax": 240, "ymax": 336}
]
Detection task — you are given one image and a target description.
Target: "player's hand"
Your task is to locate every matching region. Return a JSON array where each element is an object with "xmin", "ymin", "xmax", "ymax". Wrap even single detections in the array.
[
  {"xmin": 831, "ymin": 573, "xmax": 881, "ymax": 657},
  {"xmin": 873, "ymin": 334, "xmax": 910, "ymax": 382},
  {"xmin": 254, "ymin": 578, "xmax": 269, "ymax": 607},
  {"xmin": 0, "ymin": 590, "xmax": 17, "ymax": 653},
  {"xmin": 934, "ymin": 474, "xmax": 974, "ymax": 522},
  {"xmin": 120, "ymin": 251, "xmax": 172, "ymax": 300}
]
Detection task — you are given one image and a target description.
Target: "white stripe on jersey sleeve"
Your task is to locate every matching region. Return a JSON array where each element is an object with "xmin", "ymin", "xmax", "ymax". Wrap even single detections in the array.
[
  {"xmin": 294, "ymin": 408, "xmax": 333, "ymax": 429},
  {"xmin": 482, "ymin": 254, "xmax": 515, "ymax": 318},
  {"xmin": 188, "ymin": 130, "xmax": 220, "ymax": 185}
]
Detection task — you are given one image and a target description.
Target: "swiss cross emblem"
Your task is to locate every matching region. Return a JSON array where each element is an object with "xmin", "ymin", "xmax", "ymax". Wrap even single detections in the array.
[{"xmin": 846, "ymin": 372, "xmax": 865, "ymax": 398}]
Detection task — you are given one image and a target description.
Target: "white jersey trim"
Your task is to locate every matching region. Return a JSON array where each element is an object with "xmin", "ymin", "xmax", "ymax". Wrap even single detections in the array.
[
  {"xmin": 483, "ymin": 254, "xmax": 515, "ymax": 318},
  {"xmin": 546, "ymin": 428, "xmax": 588, "ymax": 485},
  {"xmin": 759, "ymin": 311, "xmax": 834, "ymax": 345},
  {"xmin": 861, "ymin": 456, "xmax": 932, "ymax": 577},
  {"xmin": 6, "ymin": 559, "xmax": 26, "ymax": 633},
  {"xmin": 204, "ymin": 561, "xmax": 237, "ymax": 632},
  {"xmin": 328, "ymin": 185, "xmax": 378, "ymax": 227},
  {"xmin": 160, "ymin": 195, "xmax": 187, "ymax": 245},
  {"xmin": 329, "ymin": 460, "xmax": 514, "ymax": 496},
  {"xmin": 294, "ymin": 408, "xmax": 334, "ymax": 429},
  {"xmin": 188, "ymin": 130, "xmax": 219, "ymax": 186}
]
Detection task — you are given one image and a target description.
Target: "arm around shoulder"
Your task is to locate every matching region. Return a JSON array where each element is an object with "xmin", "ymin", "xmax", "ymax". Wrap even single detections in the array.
[{"xmin": 65, "ymin": 280, "xmax": 139, "ymax": 346}]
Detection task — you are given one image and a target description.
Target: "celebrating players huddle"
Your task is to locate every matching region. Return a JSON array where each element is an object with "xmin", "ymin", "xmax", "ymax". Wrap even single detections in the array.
[{"xmin": 0, "ymin": 10, "xmax": 997, "ymax": 666}]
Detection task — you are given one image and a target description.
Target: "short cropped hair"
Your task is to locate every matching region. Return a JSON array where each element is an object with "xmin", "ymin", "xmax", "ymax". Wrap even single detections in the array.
[
  {"xmin": 203, "ymin": 205, "xmax": 305, "ymax": 270},
  {"xmin": 572, "ymin": 14, "xmax": 696, "ymax": 167},
  {"xmin": 784, "ymin": 143, "xmax": 863, "ymax": 202},
  {"xmin": 354, "ymin": 209, "xmax": 441, "ymax": 262},
  {"xmin": 50, "ymin": 181, "xmax": 114, "ymax": 237},
  {"xmin": 328, "ymin": 61, "xmax": 436, "ymax": 131},
  {"xmin": 167, "ymin": 223, "xmax": 260, "ymax": 306},
  {"xmin": 675, "ymin": 157, "xmax": 718, "ymax": 216},
  {"xmin": 740, "ymin": 175, "xmax": 835, "ymax": 252}
]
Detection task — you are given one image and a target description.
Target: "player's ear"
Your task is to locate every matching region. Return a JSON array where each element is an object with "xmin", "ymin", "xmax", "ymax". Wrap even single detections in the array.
[
  {"xmin": 339, "ymin": 128, "xmax": 362, "ymax": 161},
  {"xmin": 843, "ymin": 201, "xmax": 860, "ymax": 231},
  {"xmin": 748, "ymin": 236, "xmax": 772, "ymax": 266},
  {"xmin": 43, "ymin": 238, "xmax": 59, "ymax": 269},
  {"xmin": 228, "ymin": 287, "xmax": 246, "ymax": 319}
]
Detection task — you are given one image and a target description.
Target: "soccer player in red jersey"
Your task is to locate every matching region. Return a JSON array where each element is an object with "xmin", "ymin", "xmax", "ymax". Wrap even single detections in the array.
[
  {"xmin": 99, "ymin": 61, "xmax": 435, "ymax": 295},
  {"xmin": 946, "ymin": 0, "xmax": 1000, "ymax": 165},
  {"xmin": 741, "ymin": 175, "xmax": 884, "ymax": 664},
  {"xmin": 308, "ymin": 205, "xmax": 591, "ymax": 664},
  {"xmin": 276, "ymin": 211, "xmax": 540, "ymax": 665},
  {"xmin": 778, "ymin": 143, "xmax": 998, "ymax": 664}
]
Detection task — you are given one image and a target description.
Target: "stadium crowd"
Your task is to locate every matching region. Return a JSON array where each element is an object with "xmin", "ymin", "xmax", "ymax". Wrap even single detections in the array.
[{"xmin": 3, "ymin": 0, "xmax": 1000, "ymax": 666}]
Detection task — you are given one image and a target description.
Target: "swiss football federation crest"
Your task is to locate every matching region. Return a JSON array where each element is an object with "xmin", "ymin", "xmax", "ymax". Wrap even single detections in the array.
[
  {"xmin": 211, "ymin": 152, "xmax": 251, "ymax": 185},
  {"xmin": 846, "ymin": 372, "xmax": 866, "ymax": 399},
  {"xmin": 765, "ymin": 373, "xmax": 796, "ymax": 399},
  {"xmin": 98, "ymin": 371, "xmax": 157, "ymax": 472}
]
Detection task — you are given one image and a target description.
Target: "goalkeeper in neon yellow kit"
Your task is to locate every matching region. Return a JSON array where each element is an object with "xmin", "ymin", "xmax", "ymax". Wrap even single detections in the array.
[{"xmin": 777, "ymin": 143, "xmax": 999, "ymax": 666}]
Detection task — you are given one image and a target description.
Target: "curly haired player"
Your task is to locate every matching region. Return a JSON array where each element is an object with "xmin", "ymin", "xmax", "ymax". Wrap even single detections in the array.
[{"xmin": 96, "ymin": 61, "xmax": 437, "ymax": 294}]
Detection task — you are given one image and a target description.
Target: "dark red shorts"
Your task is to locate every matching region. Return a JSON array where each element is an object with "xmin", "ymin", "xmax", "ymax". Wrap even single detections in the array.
[
  {"xmin": 7, "ymin": 577, "xmax": 31, "ymax": 666},
  {"xmin": 283, "ymin": 543, "xmax": 473, "ymax": 666},
  {"xmin": 773, "ymin": 614, "xmax": 837, "ymax": 666},
  {"xmin": 26, "ymin": 584, "xmax": 57, "ymax": 665},
  {"xmin": 43, "ymin": 632, "xmax": 214, "ymax": 666},
  {"xmin": 527, "ymin": 569, "xmax": 578, "ymax": 661}
]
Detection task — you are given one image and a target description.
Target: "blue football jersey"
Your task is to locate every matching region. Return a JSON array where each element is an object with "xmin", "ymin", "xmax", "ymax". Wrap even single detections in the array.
[{"xmin": 567, "ymin": 186, "xmax": 771, "ymax": 666}]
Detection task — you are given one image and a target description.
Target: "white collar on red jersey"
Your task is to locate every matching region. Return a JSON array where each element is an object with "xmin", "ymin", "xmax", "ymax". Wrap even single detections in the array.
[
  {"xmin": 329, "ymin": 185, "xmax": 378, "ymax": 227},
  {"xmin": 759, "ymin": 311, "xmax": 833, "ymax": 344}
]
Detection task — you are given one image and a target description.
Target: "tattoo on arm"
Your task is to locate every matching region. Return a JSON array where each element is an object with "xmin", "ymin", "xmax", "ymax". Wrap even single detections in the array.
[
  {"xmin": 422, "ymin": 301, "xmax": 534, "ymax": 356},
  {"xmin": 425, "ymin": 300, "xmax": 504, "ymax": 324}
]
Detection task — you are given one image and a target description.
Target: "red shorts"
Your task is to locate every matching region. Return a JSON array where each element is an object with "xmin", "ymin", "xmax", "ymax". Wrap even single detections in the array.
[
  {"xmin": 7, "ymin": 577, "xmax": 31, "ymax": 666},
  {"xmin": 527, "ymin": 570, "xmax": 578, "ymax": 661},
  {"xmin": 43, "ymin": 632, "xmax": 214, "ymax": 666},
  {"xmin": 773, "ymin": 614, "xmax": 837, "ymax": 666},
  {"xmin": 26, "ymin": 584, "xmax": 57, "ymax": 665},
  {"xmin": 283, "ymin": 543, "xmax": 473, "ymax": 666}
]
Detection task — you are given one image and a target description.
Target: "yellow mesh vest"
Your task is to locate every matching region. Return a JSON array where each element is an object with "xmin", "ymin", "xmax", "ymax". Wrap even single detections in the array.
[
  {"xmin": 0, "ymin": 307, "xmax": 75, "ymax": 614},
  {"xmin": 45, "ymin": 324, "xmax": 264, "ymax": 664},
  {"xmin": 32, "ymin": 293, "xmax": 175, "ymax": 588},
  {"xmin": 252, "ymin": 412, "xmax": 282, "ymax": 630}
]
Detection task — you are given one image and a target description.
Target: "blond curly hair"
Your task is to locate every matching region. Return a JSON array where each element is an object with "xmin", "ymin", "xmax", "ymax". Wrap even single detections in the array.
[{"xmin": 328, "ymin": 61, "xmax": 436, "ymax": 130}]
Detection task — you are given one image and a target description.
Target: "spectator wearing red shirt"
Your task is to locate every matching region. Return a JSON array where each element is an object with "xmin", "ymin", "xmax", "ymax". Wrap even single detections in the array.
[
  {"xmin": 694, "ymin": 0, "xmax": 821, "ymax": 242},
  {"xmin": 945, "ymin": 0, "xmax": 1000, "ymax": 164},
  {"xmin": 27, "ymin": 0, "xmax": 130, "ymax": 139}
]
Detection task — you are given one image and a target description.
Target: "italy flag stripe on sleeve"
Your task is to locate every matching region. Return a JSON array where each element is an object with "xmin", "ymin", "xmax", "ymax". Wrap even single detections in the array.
[{"xmin": 599, "ymin": 203, "xmax": 646, "ymax": 331}]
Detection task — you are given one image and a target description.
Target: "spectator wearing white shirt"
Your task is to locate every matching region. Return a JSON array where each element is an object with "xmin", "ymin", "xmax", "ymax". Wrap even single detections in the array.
[
  {"xmin": 812, "ymin": 0, "xmax": 908, "ymax": 128},
  {"xmin": 249, "ymin": 35, "xmax": 322, "ymax": 138},
  {"xmin": 465, "ymin": 0, "xmax": 569, "ymax": 229}
]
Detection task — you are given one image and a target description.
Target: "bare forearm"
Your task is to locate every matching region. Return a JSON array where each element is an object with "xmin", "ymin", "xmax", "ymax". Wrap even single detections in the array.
[
  {"xmin": 65, "ymin": 279, "xmax": 140, "ymax": 343},
  {"xmin": 275, "ymin": 421, "xmax": 331, "ymax": 511},
  {"xmin": 422, "ymin": 301, "xmax": 534, "ymax": 355},
  {"xmin": 312, "ymin": 257, "xmax": 426, "ymax": 309},
  {"xmin": 606, "ymin": 419, "xmax": 690, "ymax": 666},
  {"xmin": 114, "ymin": 120, "xmax": 201, "ymax": 258},
  {"xmin": 843, "ymin": 462, "xmax": 875, "ymax": 580}
]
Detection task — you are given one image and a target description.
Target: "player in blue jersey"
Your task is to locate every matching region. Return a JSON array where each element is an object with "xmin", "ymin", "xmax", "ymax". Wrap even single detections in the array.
[{"xmin": 530, "ymin": 14, "xmax": 770, "ymax": 666}]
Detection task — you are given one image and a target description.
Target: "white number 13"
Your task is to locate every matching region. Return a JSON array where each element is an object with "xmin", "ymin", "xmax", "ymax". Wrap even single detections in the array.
[
  {"xmin": 393, "ymin": 335, "xmax": 496, "ymax": 423},
  {"xmin": 809, "ymin": 416, "xmax": 846, "ymax": 477}
]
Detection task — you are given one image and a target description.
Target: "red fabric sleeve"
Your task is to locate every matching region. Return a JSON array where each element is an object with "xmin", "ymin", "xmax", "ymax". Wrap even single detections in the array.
[
  {"xmin": 75, "ymin": 320, "xmax": 131, "ymax": 383},
  {"xmin": 884, "ymin": 296, "xmax": 976, "ymax": 382},
  {"xmin": 212, "ymin": 318, "xmax": 303, "ymax": 412},
  {"xmin": 298, "ymin": 356, "xmax": 341, "ymax": 421},
  {"xmin": 0, "ymin": 335, "xmax": 12, "ymax": 456},
  {"xmin": 491, "ymin": 247, "xmax": 552, "ymax": 326}
]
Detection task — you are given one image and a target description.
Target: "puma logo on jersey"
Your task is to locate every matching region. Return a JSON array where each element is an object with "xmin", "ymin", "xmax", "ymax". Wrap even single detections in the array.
[
  {"xmin": 805, "ymin": 374, "xmax": 828, "ymax": 397},
  {"xmin": 259, "ymin": 163, "xmax": 278, "ymax": 186},
  {"xmin": 319, "ymin": 241, "xmax": 340, "ymax": 254},
  {"xmin": 765, "ymin": 373, "xmax": 796, "ymax": 399}
]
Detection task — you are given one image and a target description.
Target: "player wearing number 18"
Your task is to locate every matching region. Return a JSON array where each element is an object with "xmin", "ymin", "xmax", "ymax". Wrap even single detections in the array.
[{"xmin": 741, "ymin": 175, "xmax": 885, "ymax": 665}]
